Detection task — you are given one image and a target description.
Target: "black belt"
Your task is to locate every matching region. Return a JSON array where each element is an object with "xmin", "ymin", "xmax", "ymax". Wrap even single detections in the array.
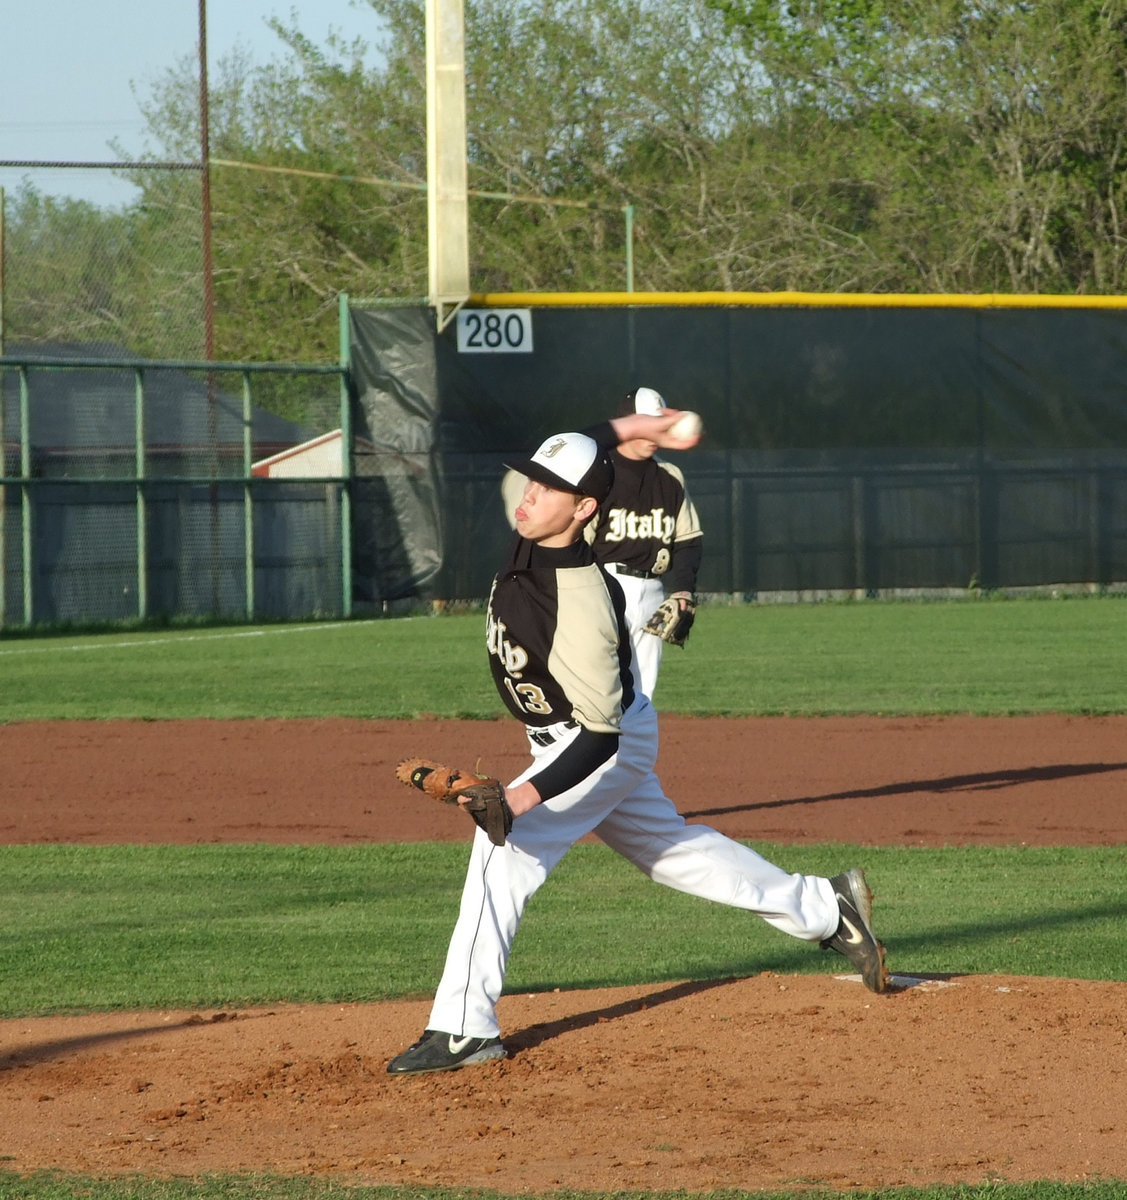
[
  {"xmin": 611, "ymin": 564, "xmax": 658, "ymax": 580},
  {"xmin": 528, "ymin": 720, "xmax": 578, "ymax": 747}
]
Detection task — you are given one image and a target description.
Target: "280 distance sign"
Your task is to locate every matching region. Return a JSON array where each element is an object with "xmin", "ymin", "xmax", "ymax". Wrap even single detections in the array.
[{"xmin": 456, "ymin": 308, "xmax": 534, "ymax": 353}]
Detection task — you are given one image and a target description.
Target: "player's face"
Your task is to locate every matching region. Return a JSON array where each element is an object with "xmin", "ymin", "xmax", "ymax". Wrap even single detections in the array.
[
  {"xmin": 617, "ymin": 436, "xmax": 658, "ymax": 462},
  {"xmin": 514, "ymin": 480, "xmax": 590, "ymax": 546}
]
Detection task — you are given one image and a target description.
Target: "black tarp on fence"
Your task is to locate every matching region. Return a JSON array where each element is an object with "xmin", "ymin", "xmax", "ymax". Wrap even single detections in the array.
[{"xmin": 349, "ymin": 301, "xmax": 1127, "ymax": 603}]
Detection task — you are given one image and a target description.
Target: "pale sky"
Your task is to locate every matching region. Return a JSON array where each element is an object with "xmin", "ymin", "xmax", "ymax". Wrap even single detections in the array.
[{"xmin": 0, "ymin": 0, "xmax": 384, "ymax": 208}]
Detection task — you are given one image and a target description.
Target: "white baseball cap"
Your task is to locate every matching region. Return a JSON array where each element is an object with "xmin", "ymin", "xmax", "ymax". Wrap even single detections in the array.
[
  {"xmin": 504, "ymin": 432, "xmax": 614, "ymax": 503},
  {"xmin": 631, "ymin": 386, "xmax": 666, "ymax": 417}
]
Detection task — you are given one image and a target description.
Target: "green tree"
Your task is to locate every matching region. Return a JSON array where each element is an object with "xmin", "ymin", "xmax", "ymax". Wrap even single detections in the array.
[
  {"xmin": 2, "ymin": 182, "xmax": 203, "ymax": 358},
  {"xmin": 707, "ymin": 0, "xmax": 1127, "ymax": 291},
  {"xmin": 14, "ymin": 0, "xmax": 1127, "ymax": 368}
]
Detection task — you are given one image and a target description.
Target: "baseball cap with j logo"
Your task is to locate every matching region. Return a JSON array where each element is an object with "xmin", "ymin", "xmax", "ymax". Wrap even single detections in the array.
[{"xmin": 504, "ymin": 431, "xmax": 614, "ymax": 503}]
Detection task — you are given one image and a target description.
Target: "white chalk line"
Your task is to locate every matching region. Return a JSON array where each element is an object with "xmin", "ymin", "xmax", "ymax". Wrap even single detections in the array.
[{"xmin": 0, "ymin": 621, "xmax": 367, "ymax": 657}]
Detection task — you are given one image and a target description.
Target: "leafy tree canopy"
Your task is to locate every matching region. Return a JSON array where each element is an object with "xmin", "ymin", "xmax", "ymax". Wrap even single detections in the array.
[{"xmin": 6, "ymin": 0, "xmax": 1127, "ymax": 364}]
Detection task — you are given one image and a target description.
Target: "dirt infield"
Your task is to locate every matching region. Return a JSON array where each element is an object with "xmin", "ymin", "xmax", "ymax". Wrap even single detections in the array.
[{"xmin": 2, "ymin": 715, "xmax": 1127, "ymax": 1191}]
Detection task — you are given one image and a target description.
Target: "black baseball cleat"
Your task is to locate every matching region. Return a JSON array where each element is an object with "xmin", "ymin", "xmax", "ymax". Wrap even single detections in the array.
[
  {"xmin": 821, "ymin": 867, "xmax": 890, "ymax": 993},
  {"xmin": 387, "ymin": 1028, "xmax": 506, "ymax": 1075}
]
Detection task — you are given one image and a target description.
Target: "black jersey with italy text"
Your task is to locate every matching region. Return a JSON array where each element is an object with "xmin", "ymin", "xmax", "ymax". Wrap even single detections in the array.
[
  {"xmin": 486, "ymin": 534, "xmax": 634, "ymax": 733},
  {"xmin": 585, "ymin": 448, "xmax": 703, "ymax": 593}
]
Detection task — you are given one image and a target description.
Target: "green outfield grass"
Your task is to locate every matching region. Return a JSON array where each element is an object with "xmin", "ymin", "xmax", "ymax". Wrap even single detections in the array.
[
  {"xmin": 1, "ymin": 842, "xmax": 1125, "ymax": 1018},
  {"xmin": 2, "ymin": 595, "xmax": 1125, "ymax": 1200},
  {"xmin": 1, "ymin": 593, "xmax": 1125, "ymax": 720}
]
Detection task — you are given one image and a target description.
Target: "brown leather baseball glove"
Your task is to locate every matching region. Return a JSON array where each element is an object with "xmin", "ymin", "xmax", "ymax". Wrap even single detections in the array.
[
  {"xmin": 394, "ymin": 757, "xmax": 513, "ymax": 846},
  {"xmin": 643, "ymin": 593, "xmax": 696, "ymax": 647}
]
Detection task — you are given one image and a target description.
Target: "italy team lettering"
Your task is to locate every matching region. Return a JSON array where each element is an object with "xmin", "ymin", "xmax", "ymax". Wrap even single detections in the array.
[{"xmin": 604, "ymin": 507, "xmax": 676, "ymax": 543}]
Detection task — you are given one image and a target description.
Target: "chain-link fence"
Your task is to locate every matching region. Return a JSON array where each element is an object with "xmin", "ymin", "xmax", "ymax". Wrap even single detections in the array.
[
  {"xmin": 0, "ymin": 145, "xmax": 368, "ymax": 630},
  {"xmin": 0, "ymin": 354, "xmax": 348, "ymax": 629},
  {"xmin": 0, "ymin": 168, "xmax": 207, "ymax": 362}
]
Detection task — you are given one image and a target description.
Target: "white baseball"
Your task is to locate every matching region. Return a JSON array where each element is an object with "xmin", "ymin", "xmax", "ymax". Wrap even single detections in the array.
[{"xmin": 668, "ymin": 411, "xmax": 703, "ymax": 439}]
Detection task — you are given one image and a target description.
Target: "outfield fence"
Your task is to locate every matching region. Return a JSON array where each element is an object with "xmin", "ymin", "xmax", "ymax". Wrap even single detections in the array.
[
  {"xmin": 0, "ymin": 355, "xmax": 350, "ymax": 628},
  {"xmin": 353, "ymin": 299, "xmax": 1127, "ymax": 604},
  {"xmin": 6, "ymin": 293, "xmax": 1127, "ymax": 631}
]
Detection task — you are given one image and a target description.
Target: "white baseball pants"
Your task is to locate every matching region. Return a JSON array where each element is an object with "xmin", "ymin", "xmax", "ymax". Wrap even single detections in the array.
[
  {"xmin": 604, "ymin": 565, "xmax": 666, "ymax": 700},
  {"xmin": 427, "ymin": 698, "xmax": 842, "ymax": 1039}
]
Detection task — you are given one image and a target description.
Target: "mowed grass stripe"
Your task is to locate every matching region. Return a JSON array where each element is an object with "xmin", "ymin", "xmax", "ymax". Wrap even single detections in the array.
[{"xmin": 1, "ymin": 594, "xmax": 1125, "ymax": 719}]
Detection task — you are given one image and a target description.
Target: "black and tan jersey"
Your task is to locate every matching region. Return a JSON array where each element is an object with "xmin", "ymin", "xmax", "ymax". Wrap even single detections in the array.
[
  {"xmin": 486, "ymin": 534, "xmax": 635, "ymax": 799},
  {"xmin": 585, "ymin": 443, "xmax": 704, "ymax": 594}
]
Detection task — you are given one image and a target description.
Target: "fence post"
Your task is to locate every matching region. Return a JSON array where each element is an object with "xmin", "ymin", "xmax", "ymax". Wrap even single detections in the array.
[
  {"xmin": 242, "ymin": 369, "xmax": 255, "ymax": 619},
  {"xmin": 975, "ymin": 463, "xmax": 998, "ymax": 591},
  {"xmin": 18, "ymin": 366, "xmax": 31, "ymax": 625},
  {"xmin": 339, "ymin": 293, "xmax": 353, "ymax": 618},
  {"xmin": 0, "ymin": 368, "xmax": 5, "ymax": 630},
  {"xmin": 1089, "ymin": 469, "xmax": 1108, "ymax": 590},
  {"xmin": 851, "ymin": 473, "xmax": 876, "ymax": 596},
  {"xmin": 0, "ymin": 191, "xmax": 5, "ymax": 628},
  {"xmin": 729, "ymin": 462, "xmax": 745, "ymax": 596},
  {"xmin": 134, "ymin": 367, "xmax": 148, "ymax": 619}
]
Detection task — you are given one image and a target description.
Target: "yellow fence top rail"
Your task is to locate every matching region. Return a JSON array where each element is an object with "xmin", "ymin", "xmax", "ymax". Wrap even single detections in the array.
[{"xmin": 468, "ymin": 290, "xmax": 1127, "ymax": 310}]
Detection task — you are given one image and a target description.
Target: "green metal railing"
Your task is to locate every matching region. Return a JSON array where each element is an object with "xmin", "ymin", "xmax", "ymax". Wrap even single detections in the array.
[{"xmin": 0, "ymin": 303, "xmax": 352, "ymax": 628}]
